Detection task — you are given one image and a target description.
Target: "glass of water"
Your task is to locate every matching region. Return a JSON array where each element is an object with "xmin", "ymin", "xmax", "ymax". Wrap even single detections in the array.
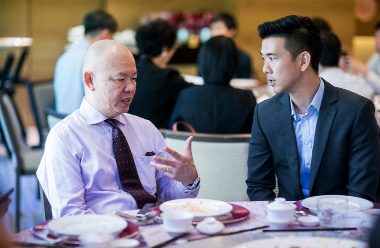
[{"xmin": 317, "ymin": 196, "xmax": 348, "ymax": 228}]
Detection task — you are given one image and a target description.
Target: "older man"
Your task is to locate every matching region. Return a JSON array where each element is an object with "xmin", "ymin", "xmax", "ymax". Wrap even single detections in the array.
[
  {"xmin": 37, "ymin": 40, "xmax": 200, "ymax": 218},
  {"xmin": 246, "ymin": 15, "xmax": 380, "ymax": 202}
]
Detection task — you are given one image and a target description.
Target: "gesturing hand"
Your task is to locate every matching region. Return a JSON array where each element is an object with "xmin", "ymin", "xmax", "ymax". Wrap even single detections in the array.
[{"xmin": 150, "ymin": 136, "xmax": 198, "ymax": 185}]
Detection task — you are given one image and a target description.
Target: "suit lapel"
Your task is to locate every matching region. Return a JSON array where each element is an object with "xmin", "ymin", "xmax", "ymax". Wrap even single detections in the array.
[
  {"xmin": 309, "ymin": 81, "xmax": 338, "ymax": 194},
  {"xmin": 277, "ymin": 93, "xmax": 304, "ymax": 199}
]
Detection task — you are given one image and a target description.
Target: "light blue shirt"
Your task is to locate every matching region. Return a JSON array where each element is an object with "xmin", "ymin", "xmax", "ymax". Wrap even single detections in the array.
[
  {"xmin": 37, "ymin": 98, "xmax": 199, "ymax": 218},
  {"xmin": 290, "ymin": 80, "xmax": 324, "ymax": 198},
  {"xmin": 54, "ymin": 39, "xmax": 89, "ymax": 115}
]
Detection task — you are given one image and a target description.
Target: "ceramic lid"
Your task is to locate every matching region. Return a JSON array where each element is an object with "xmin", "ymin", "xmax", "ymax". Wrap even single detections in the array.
[
  {"xmin": 266, "ymin": 197, "xmax": 296, "ymax": 211},
  {"xmin": 196, "ymin": 217, "xmax": 224, "ymax": 235}
]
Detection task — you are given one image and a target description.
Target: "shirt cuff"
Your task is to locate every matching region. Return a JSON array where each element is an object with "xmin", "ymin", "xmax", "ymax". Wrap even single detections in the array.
[{"xmin": 182, "ymin": 176, "xmax": 200, "ymax": 190}]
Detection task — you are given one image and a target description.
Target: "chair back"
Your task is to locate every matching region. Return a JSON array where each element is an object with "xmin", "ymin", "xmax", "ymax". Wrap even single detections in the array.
[
  {"xmin": 0, "ymin": 91, "xmax": 24, "ymax": 159},
  {"xmin": 39, "ymin": 183, "xmax": 52, "ymax": 221},
  {"xmin": 45, "ymin": 107, "xmax": 67, "ymax": 130},
  {"xmin": 26, "ymin": 80, "xmax": 55, "ymax": 145},
  {"xmin": 160, "ymin": 129, "xmax": 251, "ymax": 202}
]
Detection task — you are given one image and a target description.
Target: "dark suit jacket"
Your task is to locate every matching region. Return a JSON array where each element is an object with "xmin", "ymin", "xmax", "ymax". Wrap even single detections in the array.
[
  {"xmin": 170, "ymin": 84, "xmax": 256, "ymax": 134},
  {"xmin": 128, "ymin": 57, "xmax": 193, "ymax": 129},
  {"xmin": 246, "ymin": 80, "xmax": 380, "ymax": 202}
]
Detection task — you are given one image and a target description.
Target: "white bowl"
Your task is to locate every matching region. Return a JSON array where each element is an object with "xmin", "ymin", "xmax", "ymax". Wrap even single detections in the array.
[
  {"xmin": 298, "ymin": 216, "xmax": 320, "ymax": 227},
  {"xmin": 161, "ymin": 211, "xmax": 194, "ymax": 233}
]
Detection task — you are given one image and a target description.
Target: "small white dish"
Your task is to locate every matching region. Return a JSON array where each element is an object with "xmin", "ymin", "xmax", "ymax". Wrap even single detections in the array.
[
  {"xmin": 161, "ymin": 211, "xmax": 194, "ymax": 233},
  {"xmin": 265, "ymin": 216, "xmax": 296, "ymax": 227},
  {"xmin": 298, "ymin": 216, "xmax": 319, "ymax": 227},
  {"xmin": 112, "ymin": 239, "xmax": 140, "ymax": 248},
  {"xmin": 196, "ymin": 217, "xmax": 224, "ymax": 235}
]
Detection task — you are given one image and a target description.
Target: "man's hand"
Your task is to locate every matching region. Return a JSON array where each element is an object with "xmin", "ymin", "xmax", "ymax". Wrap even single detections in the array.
[{"xmin": 150, "ymin": 136, "xmax": 198, "ymax": 185}]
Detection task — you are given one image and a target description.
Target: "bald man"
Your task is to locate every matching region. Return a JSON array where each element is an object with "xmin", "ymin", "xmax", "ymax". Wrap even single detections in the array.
[{"xmin": 37, "ymin": 40, "xmax": 200, "ymax": 218}]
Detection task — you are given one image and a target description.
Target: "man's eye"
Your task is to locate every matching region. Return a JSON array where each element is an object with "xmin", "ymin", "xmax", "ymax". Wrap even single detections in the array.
[{"xmin": 132, "ymin": 78, "xmax": 137, "ymax": 81}]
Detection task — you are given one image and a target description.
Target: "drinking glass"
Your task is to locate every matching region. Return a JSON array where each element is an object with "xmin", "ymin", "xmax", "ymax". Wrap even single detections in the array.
[{"xmin": 317, "ymin": 196, "xmax": 348, "ymax": 228}]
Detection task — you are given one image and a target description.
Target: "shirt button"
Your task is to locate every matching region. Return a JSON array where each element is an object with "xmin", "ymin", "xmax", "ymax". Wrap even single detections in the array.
[{"xmin": 302, "ymin": 116, "xmax": 306, "ymax": 121}]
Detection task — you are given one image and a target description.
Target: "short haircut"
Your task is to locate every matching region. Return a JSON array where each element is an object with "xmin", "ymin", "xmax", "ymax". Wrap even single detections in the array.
[
  {"xmin": 197, "ymin": 36, "xmax": 238, "ymax": 85},
  {"xmin": 135, "ymin": 19, "xmax": 177, "ymax": 57},
  {"xmin": 311, "ymin": 17, "xmax": 332, "ymax": 32},
  {"xmin": 375, "ymin": 20, "xmax": 380, "ymax": 31},
  {"xmin": 258, "ymin": 15, "xmax": 323, "ymax": 73},
  {"xmin": 319, "ymin": 31, "xmax": 341, "ymax": 67},
  {"xmin": 83, "ymin": 9, "xmax": 118, "ymax": 36},
  {"xmin": 210, "ymin": 13, "xmax": 237, "ymax": 30}
]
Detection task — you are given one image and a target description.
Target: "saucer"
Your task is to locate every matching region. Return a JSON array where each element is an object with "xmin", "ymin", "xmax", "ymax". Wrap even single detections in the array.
[
  {"xmin": 166, "ymin": 225, "xmax": 195, "ymax": 234},
  {"xmin": 266, "ymin": 217, "xmax": 295, "ymax": 227}
]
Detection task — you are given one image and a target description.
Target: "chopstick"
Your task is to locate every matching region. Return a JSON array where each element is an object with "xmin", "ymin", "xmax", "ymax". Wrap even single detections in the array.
[
  {"xmin": 263, "ymin": 227, "xmax": 357, "ymax": 232},
  {"xmin": 151, "ymin": 233, "xmax": 189, "ymax": 248},
  {"xmin": 186, "ymin": 225, "xmax": 269, "ymax": 243}
]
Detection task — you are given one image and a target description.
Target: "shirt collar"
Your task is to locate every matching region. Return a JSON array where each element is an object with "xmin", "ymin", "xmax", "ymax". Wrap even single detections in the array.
[
  {"xmin": 290, "ymin": 79, "xmax": 325, "ymax": 117},
  {"xmin": 79, "ymin": 98, "xmax": 126, "ymax": 126}
]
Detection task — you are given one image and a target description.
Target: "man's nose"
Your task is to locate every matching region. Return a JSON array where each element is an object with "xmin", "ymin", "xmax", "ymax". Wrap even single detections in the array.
[
  {"xmin": 263, "ymin": 61, "xmax": 272, "ymax": 74},
  {"xmin": 124, "ymin": 81, "xmax": 135, "ymax": 92}
]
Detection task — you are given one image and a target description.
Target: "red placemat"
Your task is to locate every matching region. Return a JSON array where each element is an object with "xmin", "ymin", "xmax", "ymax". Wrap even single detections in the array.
[{"xmin": 32, "ymin": 219, "xmax": 138, "ymax": 245}]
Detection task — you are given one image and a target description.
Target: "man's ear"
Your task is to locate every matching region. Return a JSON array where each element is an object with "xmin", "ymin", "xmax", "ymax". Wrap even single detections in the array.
[
  {"xmin": 84, "ymin": 72, "xmax": 95, "ymax": 91},
  {"xmin": 299, "ymin": 51, "xmax": 311, "ymax": 72}
]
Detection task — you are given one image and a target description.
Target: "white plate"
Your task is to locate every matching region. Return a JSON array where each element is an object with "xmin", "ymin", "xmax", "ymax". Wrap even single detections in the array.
[
  {"xmin": 47, "ymin": 215, "xmax": 127, "ymax": 237},
  {"xmin": 232, "ymin": 237, "xmax": 367, "ymax": 248},
  {"xmin": 159, "ymin": 199, "xmax": 233, "ymax": 218},
  {"xmin": 301, "ymin": 195, "xmax": 373, "ymax": 212}
]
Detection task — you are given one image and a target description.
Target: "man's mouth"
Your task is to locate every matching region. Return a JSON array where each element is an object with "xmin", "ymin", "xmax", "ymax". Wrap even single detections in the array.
[
  {"xmin": 121, "ymin": 98, "xmax": 132, "ymax": 104},
  {"xmin": 268, "ymin": 79, "xmax": 275, "ymax": 86}
]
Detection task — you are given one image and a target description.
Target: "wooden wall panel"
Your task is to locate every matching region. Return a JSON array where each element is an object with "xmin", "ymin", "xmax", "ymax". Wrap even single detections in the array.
[{"xmin": 29, "ymin": 0, "xmax": 102, "ymax": 81}]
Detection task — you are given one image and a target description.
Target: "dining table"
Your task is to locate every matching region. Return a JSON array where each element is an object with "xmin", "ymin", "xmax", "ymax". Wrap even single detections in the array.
[{"xmin": 10, "ymin": 200, "xmax": 380, "ymax": 248}]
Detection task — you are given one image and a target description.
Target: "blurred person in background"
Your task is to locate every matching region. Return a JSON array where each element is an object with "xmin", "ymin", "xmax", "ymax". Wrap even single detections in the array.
[
  {"xmin": 54, "ymin": 9, "xmax": 118, "ymax": 115},
  {"xmin": 129, "ymin": 19, "xmax": 193, "ymax": 129},
  {"xmin": 367, "ymin": 21, "xmax": 380, "ymax": 76},
  {"xmin": 319, "ymin": 31, "xmax": 374, "ymax": 100},
  {"xmin": 311, "ymin": 17, "xmax": 332, "ymax": 32},
  {"xmin": 170, "ymin": 36, "xmax": 256, "ymax": 134},
  {"xmin": 209, "ymin": 13, "xmax": 254, "ymax": 78}
]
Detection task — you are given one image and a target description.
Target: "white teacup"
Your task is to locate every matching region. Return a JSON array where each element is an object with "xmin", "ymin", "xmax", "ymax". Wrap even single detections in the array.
[
  {"xmin": 362, "ymin": 209, "xmax": 380, "ymax": 228},
  {"xmin": 161, "ymin": 211, "xmax": 194, "ymax": 233},
  {"xmin": 266, "ymin": 197, "xmax": 296, "ymax": 226}
]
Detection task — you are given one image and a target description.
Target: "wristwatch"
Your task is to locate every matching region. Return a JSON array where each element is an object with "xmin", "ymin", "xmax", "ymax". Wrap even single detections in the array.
[{"xmin": 184, "ymin": 176, "xmax": 200, "ymax": 190}]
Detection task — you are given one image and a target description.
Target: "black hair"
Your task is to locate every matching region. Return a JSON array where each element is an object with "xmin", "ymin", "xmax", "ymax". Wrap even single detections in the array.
[
  {"xmin": 375, "ymin": 20, "xmax": 380, "ymax": 31},
  {"xmin": 311, "ymin": 17, "xmax": 332, "ymax": 32},
  {"xmin": 135, "ymin": 19, "xmax": 177, "ymax": 57},
  {"xmin": 319, "ymin": 31, "xmax": 341, "ymax": 67},
  {"xmin": 258, "ymin": 15, "xmax": 323, "ymax": 73},
  {"xmin": 210, "ymin": 13, "xmax": 237, "ymax": 30},
  {"xmin": 197, "ymin": 36, "xmax": 238, "ymax": 85},
  {"xmin": 83, "ymin": 9, "xmax": 118, "ymax": 36}
]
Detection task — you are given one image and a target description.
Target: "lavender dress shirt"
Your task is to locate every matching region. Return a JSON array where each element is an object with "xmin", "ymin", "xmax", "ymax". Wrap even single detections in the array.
[{"xmin": 37, "ymin": 99, "xmax": 199, "ymax": 218}]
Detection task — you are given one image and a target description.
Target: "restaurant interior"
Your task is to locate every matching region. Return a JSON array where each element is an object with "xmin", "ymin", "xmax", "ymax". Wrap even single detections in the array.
[{"xmin": 1, "ymin": 0, "xmax": 380, "ymax": 247}]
